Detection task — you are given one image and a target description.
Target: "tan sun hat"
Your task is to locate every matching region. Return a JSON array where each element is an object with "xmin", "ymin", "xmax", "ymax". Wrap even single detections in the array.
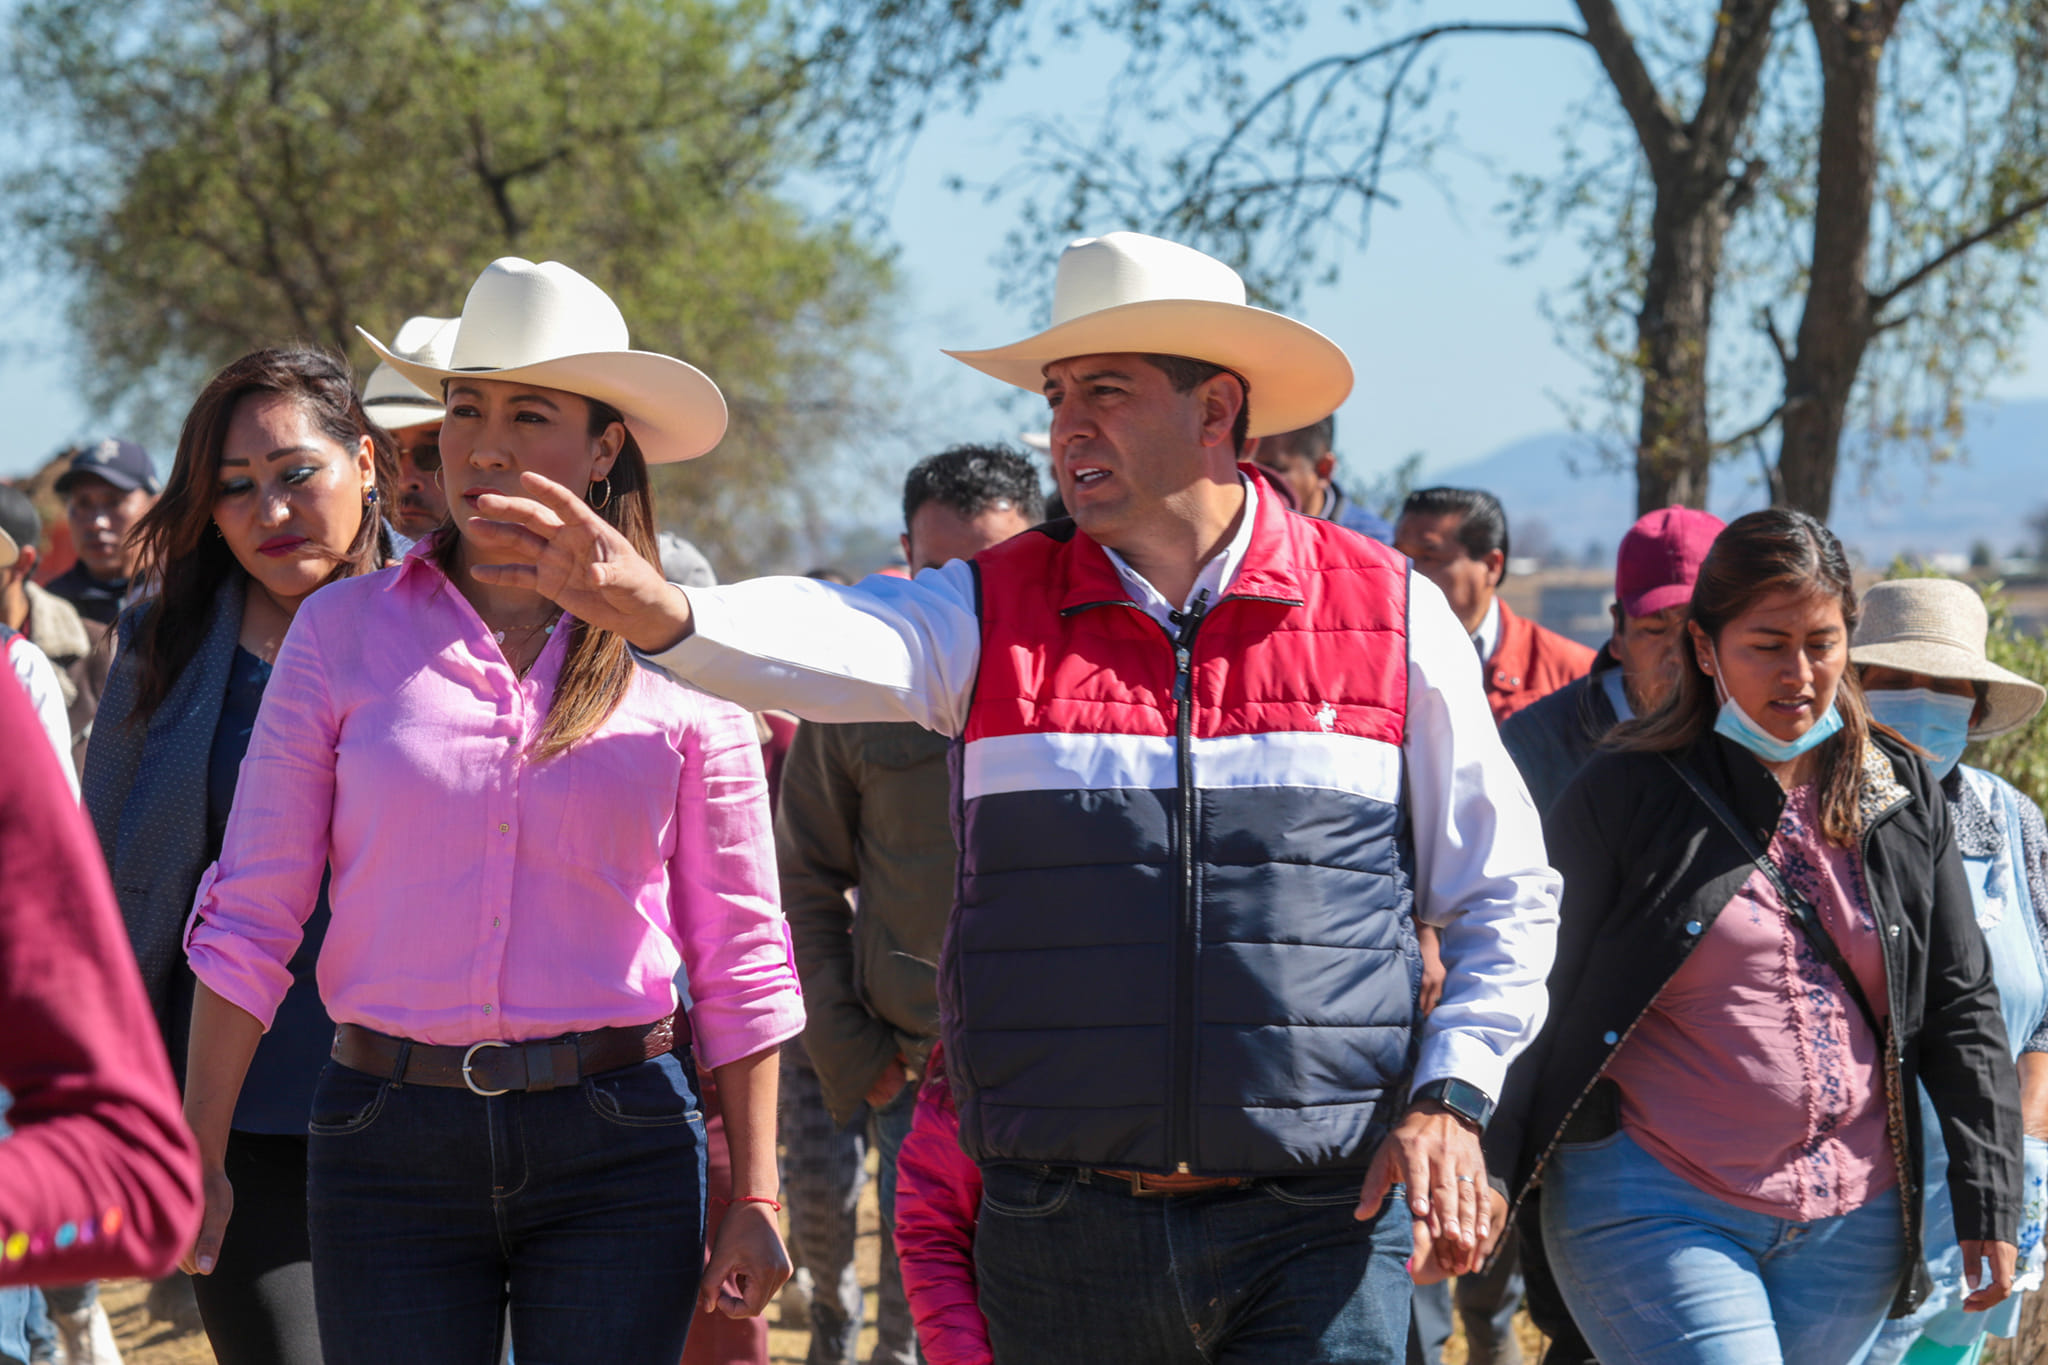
[
  {"xmin": 944, "ymin": 232, "xmax": 1353, "ymax": 438},
  {"xmin": 361, "ymin": 316, "xmax": 458, "ymax": 433},
  {"xmin": 358, "ymin": 258, "xmax": 726, "ymax": 464},
  {"xmin": 1852, "ymin": 578, "xmax": 2046, "ymax": 739}
]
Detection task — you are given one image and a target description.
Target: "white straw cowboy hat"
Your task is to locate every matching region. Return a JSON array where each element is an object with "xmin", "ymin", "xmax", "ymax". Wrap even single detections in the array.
[
  {"xmin": 944, "ymin": 232, "xmax": 1353, "ymax": 438},
  {"xmin": 1852, "ymin": 578, "xmax": 2046, "ymax": 739},
  {"xmin": 358, "ymin": 258, "xmax": 727, "ymax": 464},
  {"xmin": 361, "ymin": 316, "xmax": 458, "ymax": 433}
]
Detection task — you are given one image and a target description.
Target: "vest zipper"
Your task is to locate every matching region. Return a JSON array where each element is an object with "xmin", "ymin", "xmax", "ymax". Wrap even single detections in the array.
[{"xmin": 1166, "ymin": 591, "xmax": 1210, "ymax": 1173}]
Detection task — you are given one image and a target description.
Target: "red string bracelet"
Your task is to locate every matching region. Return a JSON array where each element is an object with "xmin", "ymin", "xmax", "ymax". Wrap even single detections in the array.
[{"xmin": 731, "ymin": 1195, "xmax": 782, "ymax": 1213}]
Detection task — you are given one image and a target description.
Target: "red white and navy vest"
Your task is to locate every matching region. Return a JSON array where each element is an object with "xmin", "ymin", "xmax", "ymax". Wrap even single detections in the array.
[{"xmin": 940, "ymin": 480, "xmax": 1419, "ymax": 1176}]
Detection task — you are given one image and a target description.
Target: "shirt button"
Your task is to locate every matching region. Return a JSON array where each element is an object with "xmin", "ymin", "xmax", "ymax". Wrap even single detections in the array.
[
  {"xmin": 482, "ymin": 1004, "xmax": 493, "ymax": 1015},
  {"xmin": 1684, "ymin": 920, "xmax": 1703, "ymax": 936},
  {"xmin": 498, "ymin": 823, "xmax": 509, "ymax": 834},
  {"xmin": 1889, "ymin": 925, "xmax": 1901, "ymax": 938},
  {"xmin": 492, "ymin": 917, "xmax": 502, "ymax": 928},
  {"xmin": 1602, "ymin": 1031, "xmax": 1619, "ymax": 1046}
]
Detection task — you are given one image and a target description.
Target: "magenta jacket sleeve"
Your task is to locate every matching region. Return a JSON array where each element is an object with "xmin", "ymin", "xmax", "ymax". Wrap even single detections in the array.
[
  {"xmin": 894, "ymin": 1049, "xmax": 990, "ymax": 1365},
  {"xmin": 0, "ymin": 669, "xmax": 202, "ymax": 1283}
]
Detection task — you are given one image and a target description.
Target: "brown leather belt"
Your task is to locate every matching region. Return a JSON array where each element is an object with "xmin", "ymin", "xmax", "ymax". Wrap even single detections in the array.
[
  {"xmin": 332, "ymin": 1016, "xmax": 682, "ymax": 1096},
  {"xmin": 1095, "ymin": 1169, "xmax": 1251, "ymax": 1197}
]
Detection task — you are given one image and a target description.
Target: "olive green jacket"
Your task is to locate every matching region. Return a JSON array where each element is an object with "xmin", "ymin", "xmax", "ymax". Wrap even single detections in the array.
[{"xmin": 775, "ymin": 719, "xmax": 955, "ymax": 1125}]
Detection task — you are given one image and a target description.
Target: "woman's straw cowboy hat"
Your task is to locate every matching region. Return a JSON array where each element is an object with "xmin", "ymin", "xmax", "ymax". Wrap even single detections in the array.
[
  {"xmin": 358, "ymin": 258, "xmax": 727, "ymax": 465},
  {"xmin": 1852, "ymin": 578, "xmax": 2046, "ymax": 739},
  {"xmin": 361, "ymin": 316, "xmax": 458, "ymax": 434},
  {"xmin": 944, "ymin": 232, "xmax": 1353, "ymax": 438}
]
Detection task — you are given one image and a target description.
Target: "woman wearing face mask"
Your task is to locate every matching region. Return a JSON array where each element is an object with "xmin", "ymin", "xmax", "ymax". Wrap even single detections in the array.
[
  {"xmin": 1486, "ymin": 510, "xmax": 2022, "ymax": 1365},
  {"xmin": 173, "ymin": 258, "xmax": 802, "ymax": 1365},
  {"xmin": 1852, "ymin": 577, "xmax": 2048, "ymax": 1365},
  {"xmin": 82, "ymin": 346, "xmax": 395, "ymax": 1365}
]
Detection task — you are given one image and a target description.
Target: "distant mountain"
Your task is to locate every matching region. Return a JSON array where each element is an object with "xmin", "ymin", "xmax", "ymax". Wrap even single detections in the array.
[{"xmin": 1425, "ymin": 398, "xmax": 2047, "ymax": 566}]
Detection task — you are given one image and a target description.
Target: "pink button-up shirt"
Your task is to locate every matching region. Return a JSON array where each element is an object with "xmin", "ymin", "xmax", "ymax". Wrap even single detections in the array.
[{"xmin": 186, "ymin": 546, "xmax": 803, "ymax": 1071}]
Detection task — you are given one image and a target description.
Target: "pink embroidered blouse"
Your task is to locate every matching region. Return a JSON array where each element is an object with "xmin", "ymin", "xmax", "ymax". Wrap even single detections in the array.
[
  {"xmin": 1607, "ymin": 781, "xmax": 1896, "ymax": 1221},
  {"xmin": 185, "ymin": 546, "xmax": 803, "ymax": 1070}
]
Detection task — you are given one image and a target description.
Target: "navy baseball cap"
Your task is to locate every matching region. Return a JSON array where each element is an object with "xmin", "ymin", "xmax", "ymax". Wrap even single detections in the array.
[{"xmin": 55, "ymin": 438, "xmax": 160, "ymax": 496}]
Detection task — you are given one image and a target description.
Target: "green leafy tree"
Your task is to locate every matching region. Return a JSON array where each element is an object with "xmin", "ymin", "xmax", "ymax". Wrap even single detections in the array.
[
  {"xmin": 6, "ymin": 0, "xmax": 896, "ymax": 571},
  {"xmin": 1965, "ymin": 587, "xmax": 2048, "ymax": 810}
]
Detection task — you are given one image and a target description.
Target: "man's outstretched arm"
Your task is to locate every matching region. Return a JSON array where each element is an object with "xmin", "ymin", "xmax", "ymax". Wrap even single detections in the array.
[{"xmin": 469, "ymin": 473, "xmax": 981, "ymax": 733}]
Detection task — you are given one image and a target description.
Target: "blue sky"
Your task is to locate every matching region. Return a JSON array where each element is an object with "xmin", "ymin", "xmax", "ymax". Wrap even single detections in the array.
[{"xmin": 3, "ymin": 0, "xmax": 2044, "ymax": 488}]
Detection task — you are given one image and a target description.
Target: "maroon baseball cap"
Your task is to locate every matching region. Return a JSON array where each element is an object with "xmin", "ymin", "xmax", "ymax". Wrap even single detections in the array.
[{"xmin": 1616, "ymin": 506, "xmax": 1724, "ymax": 619}]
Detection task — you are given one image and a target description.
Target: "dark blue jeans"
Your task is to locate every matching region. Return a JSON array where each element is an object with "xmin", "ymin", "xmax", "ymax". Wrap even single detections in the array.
[
  {"xmin": 306, "ymin": 1052, "xmax": 707, "ymax": 1365},
  {"xmin": 975, "ymin": 1164, "xmax": 1412, "ymax": 1364}
]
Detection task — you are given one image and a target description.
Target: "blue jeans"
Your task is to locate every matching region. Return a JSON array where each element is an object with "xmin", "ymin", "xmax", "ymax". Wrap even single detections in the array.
[
  {"xmin": 306, "ymin": 1052, "xmax": 707, "ymax": 1365},
  {"xmin": 976, "ymin": 1164, "xmax": 1412, "ymax": 1364},
  {"xmin": 1543, "ymin": 1130, "xmax": 1903, "ymax": 1365},
  {"xmin": 870, "ymin": 1078, "xmax": 920, "ymax": 1365}
]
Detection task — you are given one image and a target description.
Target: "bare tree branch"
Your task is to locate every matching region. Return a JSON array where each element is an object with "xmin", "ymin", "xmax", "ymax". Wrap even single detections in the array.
[
  {"xmin": 1173, "ymin": 20, "xmax": 1590, "ymax": 219},
  {"xmin": 1871, "ymin": 188, "xmax": 2048, "ymax": 313},
  {"xmin": 1713, "ymin": 400, "xmax": 1786, "ymax": 451},
  {"xmin": 1690, "ymin": 0, "xmax": 1782, "ymax": 171},
  {"xmin": 1575, "ymin": 0, "xmax": 1681, "ymax": 175}
]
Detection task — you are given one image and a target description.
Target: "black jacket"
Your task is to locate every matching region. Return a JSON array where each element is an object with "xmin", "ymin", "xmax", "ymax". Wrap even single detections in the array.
[
  {"xmin": 1500, "ymin": 644, "xmax": 1623, "ymax": 818},
  {"xmin": 1488, "ymin": 728, "xmax": 2021, "ymax": 1316}
]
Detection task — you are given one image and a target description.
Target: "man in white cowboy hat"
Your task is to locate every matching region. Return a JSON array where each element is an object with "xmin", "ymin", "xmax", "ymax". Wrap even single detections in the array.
[
  {"xmin": 468, "ymin": 231, "xmax": 1561, "ymax": 1362},
  {"xmin": 361, "ymin": 315, "xmax": 458, "ymax": 544}
]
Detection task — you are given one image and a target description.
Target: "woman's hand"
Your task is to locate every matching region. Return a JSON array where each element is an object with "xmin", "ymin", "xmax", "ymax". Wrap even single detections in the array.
[
  {"xmin": 466, "ymin": 472, "xmax": 694, "ymax": 653},
  {"xmin": 180, "ymin": 1164, "xmax": 234, "ymax": 1276},
  {"xmin": 1408, "ymin": 1185, "xmax": 1510, "ymax": 1285},
  {"xmin": 697, "ymin": 1200, "xmax": 792, "ymax": 1319},
  {"xmin": 1358, "ymin": 1102, "xmax": 1492, "ymax": 1276},
  {"xmin": 1960, "ymin": 1239, "xmax": 2017, "ymax": 1311}
]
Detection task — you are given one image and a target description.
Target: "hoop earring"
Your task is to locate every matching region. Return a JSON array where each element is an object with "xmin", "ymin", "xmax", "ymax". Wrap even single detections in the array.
[{"xmin": 587, "ymin": 476, "xmax": 612, "ymax": 511}]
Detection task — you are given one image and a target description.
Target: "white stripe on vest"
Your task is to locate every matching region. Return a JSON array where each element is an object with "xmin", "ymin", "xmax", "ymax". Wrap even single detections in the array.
[{"xmin": 961, "ymin": 729, "xmax": 1403, "ymax": 805}]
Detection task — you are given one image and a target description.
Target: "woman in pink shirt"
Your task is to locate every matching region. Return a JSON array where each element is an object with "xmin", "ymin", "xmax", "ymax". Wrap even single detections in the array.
[{"xmin": 178, "ymin": 258, "xmax": 803, "ymax": 1365}]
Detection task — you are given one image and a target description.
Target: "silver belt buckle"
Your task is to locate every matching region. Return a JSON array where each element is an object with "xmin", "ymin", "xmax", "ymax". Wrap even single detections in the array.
[{"xmin": 462, "ymin": 1040, "xmax": 512, "ymax": 1097}]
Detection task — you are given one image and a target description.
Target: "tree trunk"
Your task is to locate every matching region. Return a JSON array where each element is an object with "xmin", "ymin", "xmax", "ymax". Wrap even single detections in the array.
[
  {"xmin": 1576, "ymin": 0, "xmax": 1779, "ymax": 516},
  {"xmin": 1776, "ymin": 1, "xmax": 1904, "ymax": 520},
  {"xmin": 1634, "ymin": 182, "xmax": 1728, "ymax": 513}
]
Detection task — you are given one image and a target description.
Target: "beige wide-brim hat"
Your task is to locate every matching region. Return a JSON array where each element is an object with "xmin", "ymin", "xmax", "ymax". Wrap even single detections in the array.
[
  {"xmin": 361, "ymin": 316, "xmax": 458, "ymax": 433},
  {"xmin": 944, "ymin": 232, "xmax": 1353, "ymax": 438},
  {"xmin": 1852, "ymin": 578, "xmax": 2046, "ymax": 739},
  {"xmin": 358, "ymin": 258, "xmax": 726, "ymax": 464}
]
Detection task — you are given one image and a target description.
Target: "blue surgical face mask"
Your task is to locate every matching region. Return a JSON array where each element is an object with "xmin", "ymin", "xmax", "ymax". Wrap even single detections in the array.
[
  {"xmin": 1866, "ymin": 687, "xmax": 1975, "ymax": 780},
  {"xmin": 1709, "ymin": 644, "xmax": 1844, "ymax": 763}
]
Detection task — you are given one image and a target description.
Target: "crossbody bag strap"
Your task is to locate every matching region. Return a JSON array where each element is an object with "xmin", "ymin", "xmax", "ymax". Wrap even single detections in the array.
[{"xmin": 1663, "ymin": 755, "xmax": 1886, "ymax": 1040}]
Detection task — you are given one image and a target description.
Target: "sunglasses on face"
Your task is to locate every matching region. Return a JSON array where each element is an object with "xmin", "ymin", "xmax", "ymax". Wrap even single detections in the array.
[{"xmin": 402, "ymin": 438, "xmax": 442, "ymax": 474}]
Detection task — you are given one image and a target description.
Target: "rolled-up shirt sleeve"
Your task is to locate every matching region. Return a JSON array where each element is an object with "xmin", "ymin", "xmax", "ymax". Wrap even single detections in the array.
[
  {"xmin": 648, "ymin": 565, "xmax": 982, "ymax": 736},
  {"xmin": 1403, "ymin": 570, "xmax": 1562, "ymax": 1102},
  {"xmin": 184, "ymin": 609, "xmax": 338, "ymax": 1031},
  {"xmin": 669, "ymin": 695, "xmax": 805, "ymax": 1070}
]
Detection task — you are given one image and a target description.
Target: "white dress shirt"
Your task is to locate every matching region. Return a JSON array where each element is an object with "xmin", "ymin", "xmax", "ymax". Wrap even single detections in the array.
[
  {"xmin": 1472, "ymin": 594, "xmax": 1502, "ymax": 664},
  {"xmin": 652, "ymin": 485, "xmax": 1560, "ymax": 1103},
  {"xmin": 5, "ymin": 634, "xmax": 77, "ymax": 799}
]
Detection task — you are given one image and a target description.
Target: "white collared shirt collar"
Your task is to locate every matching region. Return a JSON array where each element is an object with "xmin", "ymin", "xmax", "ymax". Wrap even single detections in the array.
[
  {"xmin": 1099, "ymin": 474, "xmax": 1260, "ymax": 633},
  {"xmin": 1472, "ymin": 594, "xmax": 1502, "ymax": 664}
]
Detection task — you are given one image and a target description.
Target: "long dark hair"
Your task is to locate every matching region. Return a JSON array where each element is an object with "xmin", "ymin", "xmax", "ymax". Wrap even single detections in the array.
[
  {"xmin": 1612, "ymin": 508, "xmax": 1876, "ymax": 846},
  {"xmin": 128, "ymin": 346, "xmax": 394, "ymax": 723},
  {"xmin": 432, "ymin": 396, "xmax": 657, "ymax": 762}
]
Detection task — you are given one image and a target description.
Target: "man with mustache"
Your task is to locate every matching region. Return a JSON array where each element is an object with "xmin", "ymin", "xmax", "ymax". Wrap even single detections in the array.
[
  {"xmin": 471, "ymin": 232, "xmax": 1561, "ymax": 1364},
  {"xmin": 361, "ymin": 315, "xmax": 456, "ymax": 545}
]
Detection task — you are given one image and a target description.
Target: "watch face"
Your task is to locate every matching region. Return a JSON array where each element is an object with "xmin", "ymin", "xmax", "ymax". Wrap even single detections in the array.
[{"xmin": 1430, "ymin": 1079, "xmax": 1493, "ymax": 1128}]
